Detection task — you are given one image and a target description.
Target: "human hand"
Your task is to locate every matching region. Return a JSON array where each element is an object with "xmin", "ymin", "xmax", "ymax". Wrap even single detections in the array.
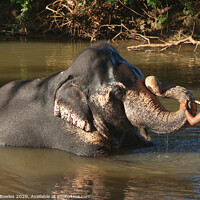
[{"xmin": 179, "ymin": 100, "xmax": 187, "ymax": 111}]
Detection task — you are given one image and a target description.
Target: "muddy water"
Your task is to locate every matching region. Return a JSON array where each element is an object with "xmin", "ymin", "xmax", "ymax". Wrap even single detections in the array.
[{"xmin": 0, "ymin": 40, "xmax": 200, "ymax": 199}]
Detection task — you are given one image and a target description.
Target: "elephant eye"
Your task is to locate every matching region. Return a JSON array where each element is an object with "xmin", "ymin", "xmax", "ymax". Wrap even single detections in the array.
[
  {"xmin": 114, "ymin": 64, "xmax": 137, "ymax": 88},
  {"xmin": 112, "ymin": 84, "xmax": 126, "ymax": 100}
]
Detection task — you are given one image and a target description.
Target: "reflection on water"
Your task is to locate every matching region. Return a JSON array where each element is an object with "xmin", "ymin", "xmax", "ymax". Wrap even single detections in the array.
[
  {"xmin": 0, "ymin": 40, "xmax": 200, "ymax": 199},
  {"xmin": 0, "ymin": 147, "xmax": 199, "ymax": 199}
]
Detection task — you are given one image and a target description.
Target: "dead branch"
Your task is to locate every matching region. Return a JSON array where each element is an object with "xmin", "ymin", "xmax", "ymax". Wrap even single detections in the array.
[
  {"xmin": 118, "ymin": 0, "xmax": 144, "ymax": 17},
  {"xmin": 102, "ymin": 23, "xmax": 151, "ymax": 43},
  {"xmin": 127, "ymin": 36, "xmax": 200, "ymax": 52},
  {"xmin": 121, "ymin": 23, "xmax": 150, "ymax": 44}
]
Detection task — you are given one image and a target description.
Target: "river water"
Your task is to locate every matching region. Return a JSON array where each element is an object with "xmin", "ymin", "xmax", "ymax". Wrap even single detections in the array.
[{"xmin": 0, "ymin": 39, "xmax": 200, "ymax": 200}]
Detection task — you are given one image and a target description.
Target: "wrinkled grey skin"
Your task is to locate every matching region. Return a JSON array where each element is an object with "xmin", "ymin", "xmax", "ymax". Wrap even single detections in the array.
[{"xmin": 0, "ymin": 43, "xmax": 196, "ymax": 157}]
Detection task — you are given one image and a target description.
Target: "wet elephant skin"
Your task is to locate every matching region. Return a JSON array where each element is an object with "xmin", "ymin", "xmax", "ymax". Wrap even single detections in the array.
[{"xmin": 0, "ymin": 43, "xmax": 195, "ymax": 157}]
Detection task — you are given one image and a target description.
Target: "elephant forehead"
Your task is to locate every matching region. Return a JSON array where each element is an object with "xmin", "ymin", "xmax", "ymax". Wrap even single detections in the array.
[
  {"xmin": 112, "ymin": 64, "xmax": 144, "ymax": 89},
  {"xmin": 108, "ymin": 45, "xmax": 144, "ymax": 81},
  {"xmin": 129, "ymin": 65, "xmax": 144, "ymax": 81},
  {"xmin": 107, "ymin": 66, "xmax": 116, "ymax": 84}
]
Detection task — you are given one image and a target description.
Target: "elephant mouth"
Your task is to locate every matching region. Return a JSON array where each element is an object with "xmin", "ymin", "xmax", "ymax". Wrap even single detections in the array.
[{"xmin": 124, "ymin": 76, "xmax": 196, "ymax": 135}]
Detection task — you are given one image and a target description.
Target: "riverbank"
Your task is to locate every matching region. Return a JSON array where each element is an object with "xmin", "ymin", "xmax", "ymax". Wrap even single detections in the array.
[{"xmin": 1, "ymin": 1, "xmax": 200, "ymax": 42}]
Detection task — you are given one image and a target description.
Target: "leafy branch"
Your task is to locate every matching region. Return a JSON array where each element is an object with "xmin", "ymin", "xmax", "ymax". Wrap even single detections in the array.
[{"xmin": 10, "ymin": 0, "xmax": 33, "ymax": 32}]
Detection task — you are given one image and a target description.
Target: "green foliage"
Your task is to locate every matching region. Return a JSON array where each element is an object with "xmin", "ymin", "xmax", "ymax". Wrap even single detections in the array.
[
  {"xmin": 75, "ymin": 0, "xmax": 131, "ymax": 6},
  {"xmin": 6, "ymin": 0, "xmax": 199, "ymax": 38},
  {"xmin": 78, "ymin": 0, "xmax": 87, "ymax": 7},
  {"xmin": 78, "ymin": 0, "xmax": 87, "ymax": 13},
  {"xmin": 77, "ymin": 0, "xmax": 131, "ymax": 5},
  {"xmin": 158, "ymin": 14, "xmax": 167, "ymax": 28},
  {"xmin": 77, "ymin": 0, "xmax": 131, "ymax": 14},
  {"xmin": 10, "ymin": 0, "xmax": 33, "ymax": 31},
  {"xmin": 183, "ymin": 1, "xmax": 196, "ymax": 16},
  {"xmin": 144, "ymin": 0, "xmax": 161, "ymax": 8},
  {"xmin": 106, "ymin": 0, "xmax": 131, "ymax": 5}
]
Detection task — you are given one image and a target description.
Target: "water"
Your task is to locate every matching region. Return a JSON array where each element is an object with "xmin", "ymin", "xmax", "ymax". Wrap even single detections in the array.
[{"xmin": 0, "ymin": 39, "xmax": 200, "ymax": 199}]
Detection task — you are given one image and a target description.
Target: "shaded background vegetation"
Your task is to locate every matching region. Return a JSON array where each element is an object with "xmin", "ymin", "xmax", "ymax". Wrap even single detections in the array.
[{"xmin": 1, "ymin": 0, "xmax": 200, "ymax": 40}]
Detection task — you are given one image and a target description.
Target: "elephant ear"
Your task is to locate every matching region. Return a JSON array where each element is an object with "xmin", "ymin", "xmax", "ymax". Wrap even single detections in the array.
[{"xmin": 54, "ymin": 82, "xmax": 93, "ymax": 132}]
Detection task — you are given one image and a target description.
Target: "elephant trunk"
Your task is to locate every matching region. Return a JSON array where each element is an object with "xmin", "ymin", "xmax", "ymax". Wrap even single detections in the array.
[{"xmin": 124, "ymin": 77, "xmax": 196, "ymax": 134}]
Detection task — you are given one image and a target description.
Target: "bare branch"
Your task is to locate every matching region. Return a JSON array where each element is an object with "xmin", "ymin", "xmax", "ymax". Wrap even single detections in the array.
[
  {"xmin": 118, "ymin": 0, "xmax": 144, "ymax": 17},
  {"xmin": 127, "ymin": 36, "xmax": 200, "ymax": 52}
]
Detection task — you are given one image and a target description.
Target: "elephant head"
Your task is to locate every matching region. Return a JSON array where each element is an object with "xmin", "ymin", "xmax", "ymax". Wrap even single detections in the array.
[{"xmin": 53, "ymin": 43, "xmax": 196, "ymax": 154}]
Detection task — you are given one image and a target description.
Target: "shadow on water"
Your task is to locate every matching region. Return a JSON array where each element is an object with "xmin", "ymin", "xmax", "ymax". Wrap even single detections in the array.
[{"xmin": 0, "ymin": 40, "xmax": 200, "ymax": 199}]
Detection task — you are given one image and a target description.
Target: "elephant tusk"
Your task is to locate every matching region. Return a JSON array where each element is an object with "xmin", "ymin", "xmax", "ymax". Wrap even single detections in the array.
[{"xmin": 195, "ymin": 100, "xmax": 200, "ymax": 105}]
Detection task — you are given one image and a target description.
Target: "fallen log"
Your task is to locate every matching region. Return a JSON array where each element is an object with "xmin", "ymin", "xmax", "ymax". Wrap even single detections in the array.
[{"xmin": 127, "ymin": 36, "xmax": 200, "ymax": 52}]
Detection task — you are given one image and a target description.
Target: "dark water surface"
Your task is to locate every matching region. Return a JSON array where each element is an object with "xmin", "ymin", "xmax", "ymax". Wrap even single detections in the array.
[{"xmin": 0, "ymin": 40, "xmax": 200, "ymax": 199}]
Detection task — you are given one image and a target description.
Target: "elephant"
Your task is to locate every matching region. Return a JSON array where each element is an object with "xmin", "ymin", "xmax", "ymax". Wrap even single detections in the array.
[{"xmin": 0, "ymin": 43, "xmax": 196, "ymax": 157}]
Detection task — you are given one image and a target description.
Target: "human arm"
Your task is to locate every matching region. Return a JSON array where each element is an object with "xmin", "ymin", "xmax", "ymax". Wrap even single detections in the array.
[
  {"xmin": 185, "ymin": 110, "xmax": 200, "ymax": 126},
  {"xmin": 179, "ymin": 101, "xmax": 200, "ymax": 126}
]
